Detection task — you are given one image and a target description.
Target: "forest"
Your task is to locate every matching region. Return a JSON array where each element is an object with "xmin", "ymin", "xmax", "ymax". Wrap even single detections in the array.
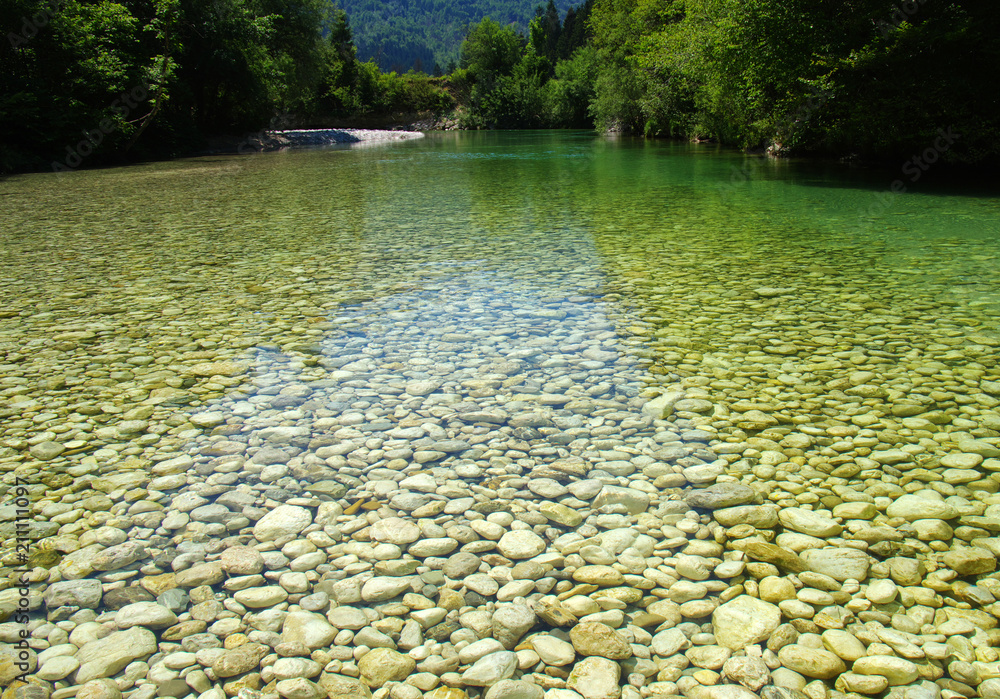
[
  {"xmin": 457, "ymin": 0, "xmax": 999, "ymax": 163},
  {"xmin": 0, "ymin": 0, "xmax": 452, "ymax": 172},
  {"xmin": 336, "ymin": 0, "xmax": 579, "ymax": 72},
  {"xmin": 2, "ymin": 0, "xmax": 998, "ymax": 173}
]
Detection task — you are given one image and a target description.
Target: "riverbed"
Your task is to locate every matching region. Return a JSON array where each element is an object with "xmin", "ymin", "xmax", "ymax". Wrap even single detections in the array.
[{"xmin": 1, "ymin": 131, "xmax": 999, "ymax": 699}]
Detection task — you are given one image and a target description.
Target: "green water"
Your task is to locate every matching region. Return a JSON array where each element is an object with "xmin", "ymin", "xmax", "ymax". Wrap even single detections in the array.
[
  {"xmin": 2, "ymin": 129, "xmax": 1000, "ymax": 468},
  {"xmin": 4, "ymin": 130, "xmax": 998, "ymax": 367}
]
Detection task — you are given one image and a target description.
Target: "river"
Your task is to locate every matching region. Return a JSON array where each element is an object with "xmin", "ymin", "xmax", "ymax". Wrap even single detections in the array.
[{"xmin": 1, "ymin": 130, "xmax": 1000, "ymax": 699}]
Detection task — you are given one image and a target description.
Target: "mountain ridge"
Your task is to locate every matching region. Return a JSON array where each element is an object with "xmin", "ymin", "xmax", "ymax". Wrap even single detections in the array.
[{"xmin": 338, "ymin": 0, "xmax": 578, "ymax": 72}]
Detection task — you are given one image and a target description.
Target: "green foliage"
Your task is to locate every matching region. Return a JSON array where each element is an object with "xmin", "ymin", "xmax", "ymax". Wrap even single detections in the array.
[
  {"xmin": 455, "ymin": 4, "xmax": 595, "ymax": 129},
  {"xmin": 336, "ymin": 0, "xmax": 579, "ymax": 72},
  {"xmin": 460, "ymin": 17, "xmax": 524, "ymax": 76},
  {"xmin": 1, "ymin": 0, "xmax": 453, "ymax": 172},
  {"xmin": 586, "ymin": 0, "xmax": 1000, "ymax": 162},
  {"xmin": 543, "ymin": 44, "xmax": 599, "ymax": 127}
]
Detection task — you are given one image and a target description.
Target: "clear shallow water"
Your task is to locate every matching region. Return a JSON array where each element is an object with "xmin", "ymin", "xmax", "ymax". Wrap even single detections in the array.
[
  {"xmin": 2, "ymin": 129, "xmax": 999, "ymax": 509},
  {"xmin": 1, "ymin": 128, "xmax": 998, "ymax": 517},
  {"xmin": 2, "ymin": 130, "xmax": 1000, "ymax": 694}
]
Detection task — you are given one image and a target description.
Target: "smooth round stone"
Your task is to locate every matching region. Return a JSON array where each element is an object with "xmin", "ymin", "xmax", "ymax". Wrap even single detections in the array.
[
  {"xmin": 497, "ymin": 530, "xmax": 546, "ymax": 559},
  {"xmin": 441, "ymin": 551, "xmax": 489, "ymax": 580},
  {"xmin": 796, "ymin": 588, "xmax": 834, "ymax": 606},
  {"xmin": 497, "ymin": 579, "xmax": 536, "ymax": 601},
  {"xmin": 408, "ymin": 538, "xmax": 459, "ymax": 557},
  {"xmin": 852, "ymin": 655, "xmax": 920, "ymax": 685},
  {"xmin": 472, "ymin": 520, "xmax": 506, "ymax": 540},
  {"xmin": 281, "ymin": 611, "xmax": 337, "ymax": 649},
  {"xmin": 713, "ymin": 505, "xmax": 779, "ymax": 528},
  {"xmin": 36, "ymin": 654, "xmax": 81, "ymax": 680},
  {"xmin": 800, "ymin": 548, "xmax": 872, "ymax": 582},
  {"xmin": 712, "ymin": 596, "xmax": 781, "ymax": 649},
  {"xmin": 759, "ymin": 577, "xmax": 796, "ymax": 603},
  {"xmin": 944, "ymin": 547, "xmax": 997, "ymax": 575},
  {"xmin": 778, "ymin": 508, "xmax": 842, "ymax": 537},
  {"xmin": 579, "ymin": 546, "xmax": 615, "ymax": 565},
  {"xmin": 191, "ymin": 411, "xmax": 226, "ymax": 428},
  {"xmin": 149, "ymin": 474, "xmax": 187, "ymax": 491},
  {"xmin": 212, "ymin": 643, "xmax": 268, "ymax": 678},
  {"xmin": 777, "ymin": 645, "xmax": 846, "ymax": 679},
  {"xmin": 326, "ymin": 607, "xmax": 368, "ymax": 630},
  {"xmin": 943, "ymin": 468, "xmax": 981, "ymax": 484},
  {"xmin": 912, "ymin": 518, "xmax": 954, "ymax": 541},
  {"xmin": 886, "ymin": 495, "xmax": 957, "ymax": 521},
  {"xmin": 941, "ymin": 453, "xmax": 984, "ymax": 469},
  {"xmin": 686, "ymin": 483, "xmax": 756, "ymax": 509},
  {"xmin": 821, "ymin": 630, "xmax": 867, "ymax": 662},
  {"xmin": 279, "ymin": 572, "xmax": 310, "ymax": 593},
  {"xmin": 492, "ymin": 604, "xmax": 537, "ymax": 649},
  {"xmin": 570, "ymin": 622, "xmax": 632, "ymax": 660},
  {"xmin": 566, "ymin": 656, "xmax": 621, "ymax": 699},
  {"xmin": 370, "ymin": 517, "xmax": 421, "ymax": 546},
  {"xmin": 865, "ymin": 579, "xmax": 898, "ymax": 604},
  {"xmin": 527, "ymin": 478, "xmax": 569, "ymax": 498},
  {"xmin": 358, "ymin": 647, "xmax": 415, "ymax": 688},
  {"xmin": 190, "ymin": 503, "xmax": 230, "ymax": 523},
  {"xmin": 464, "ymin": 574, "xmax": 500, "ymax": 596},
  {"xmin": 462, "ymin": 651, "xmax": 518, "ymax": 686},
  {"xmin": 405, "ymin": 381, "xmax": 440, "ymax": 396},
  {"xmin": 572, "ymin": 565, "xmax": 624, "ymax": 587},
  {"xmin": 833, "ymin": 502, "xmax": 877, "ymax": 520},
  {"xmin": 459, "ymin": 639, "xmax": 507, "ymax": 665},
  {"xmin": 651, "ymin": 628, "xmax": 688, "ymax": 657},
  {"xmin": 252, "ymin": 505, "xmax": 312, "ymax": 542},
  {"xmin": 272, "ymin": 657, "xmax": 323, "ymax": 679},
  {"xmin": 686, "ymin": 645, "xmax": 732, "ymax": 670},
  {"xmin": 836, "ymin": 672, "xmax": 890, "ymax": 694},
  {"xmin": 161, "ymin": 512, "xmax": 190, "ymax": 529},
  {"xmin": 274, "ymin": 677, "xmax": 325, "ymax": 699},
  {"xmin": 361, "ymin": 577, "xmax": 412, "ymax": 602},
  {"xmin": 539, "ymin": 502, "xmax": 584, "ymax": 527},
  {"xmin": 484, "ymin": 680, "xmax": 545, "ymax": 699},
  {"xmin": 114, "ymin": 602, "xmax": 178, "ymax": 629},
  {"xmin": 91, "ymin": 541, "xmax": 146, "ymax": 571},
  {"xmin": 30, "ymin": 441, "xmax": 66, "ymax": 460},
  {"xmin": 44, "ymin": 578, "xmax": 103, "ymax": 609},
  {"xmin": 530, "ymin": 634, "xmax": 576, "ymax": 666},
  {"xmin": 76, "ymin": 679, "xmax": 122, "ymax": 699},
  {"xmin": 233, "ymin": 586, "xmax": 288, "ymax": 607}
]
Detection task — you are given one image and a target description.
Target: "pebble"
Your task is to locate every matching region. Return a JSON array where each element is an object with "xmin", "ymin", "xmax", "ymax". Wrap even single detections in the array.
[{"xmin": 4, "ymin": 143, "xmax": 1000, "ymax": 699}]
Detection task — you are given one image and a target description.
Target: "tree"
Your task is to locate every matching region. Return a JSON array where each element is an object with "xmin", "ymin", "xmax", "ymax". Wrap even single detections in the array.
[{"xmin": 460, "ymin": 17, "xmax": 524, "ymax": 77}]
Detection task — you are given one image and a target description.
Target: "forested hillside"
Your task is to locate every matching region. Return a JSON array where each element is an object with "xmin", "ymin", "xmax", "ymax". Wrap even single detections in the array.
[{"xmin": 338, "ymin": 0, "xmax": 577, "ymax": 71}]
